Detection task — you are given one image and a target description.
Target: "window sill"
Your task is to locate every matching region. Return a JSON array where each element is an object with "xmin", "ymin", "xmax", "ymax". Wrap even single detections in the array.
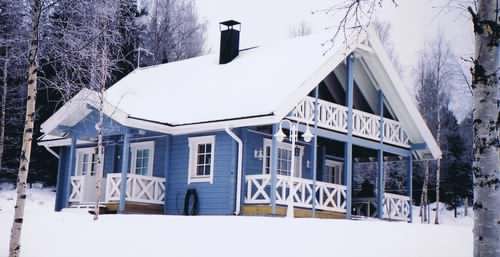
[{"xmin": 189, "ymin": 176, "xmax": 213, "ymax": 184}]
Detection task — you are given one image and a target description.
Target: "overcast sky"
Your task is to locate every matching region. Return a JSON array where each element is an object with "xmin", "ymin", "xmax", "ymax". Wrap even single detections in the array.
[{"xmin": 195, "ymin": 0, "xmax": 473, "ymax": 121}]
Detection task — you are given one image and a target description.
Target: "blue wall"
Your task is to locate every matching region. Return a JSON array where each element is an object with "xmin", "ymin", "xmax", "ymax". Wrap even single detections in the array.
[{"xmin": 165, "ymin": 131, "xmax": 237, "ymax": 215}]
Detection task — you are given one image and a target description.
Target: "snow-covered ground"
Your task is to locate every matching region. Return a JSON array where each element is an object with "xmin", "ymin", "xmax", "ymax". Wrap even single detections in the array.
[{"xmin": 0, "ymin": 185, "xmax": 472, "ymax": 257}]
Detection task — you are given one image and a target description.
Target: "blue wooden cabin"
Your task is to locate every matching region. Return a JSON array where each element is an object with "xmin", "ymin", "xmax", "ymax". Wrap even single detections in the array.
[{"xmin": 39, "ymin": 21, "xmax": 441, "ymax": 221}]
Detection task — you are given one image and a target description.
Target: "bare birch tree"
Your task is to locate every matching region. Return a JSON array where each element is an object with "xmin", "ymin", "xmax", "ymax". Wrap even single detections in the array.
[
  {"xmin": 289, "ymin": 21, "xmax": 312, "ymax": 38},
  {"xmin": 142, "ymin": 0, "xmax": 206, "ymax": 65},
  {"xmin": 468, "ymin": 1, "xmax": 500, "ymax": 255},
  {"xmin": 8, "ymin": 0, "xmax": 42, "ymax": 256}
]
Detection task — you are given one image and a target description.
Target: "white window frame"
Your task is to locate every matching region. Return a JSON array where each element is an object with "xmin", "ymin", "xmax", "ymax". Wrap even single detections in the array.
[
  {"xmin": 75, "ymin": 147, "xmax": 98, "ymax": 177},
  {"xmin": 188, "ymin": 135, "xmax": 215, "ymax": 184},
  {"xmin": 130, "ymin": 141, "xmax": 155, "ymax": 176},
  {"xmin": 262, "ymin": 138, "xmax": 304, "ymax": 178},
  {"xmin": 324, "ymin": 160, "xmax": 343, "ymax": 185}
]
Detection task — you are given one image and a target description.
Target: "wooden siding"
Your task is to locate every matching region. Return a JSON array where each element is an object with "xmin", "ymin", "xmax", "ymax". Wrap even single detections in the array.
[{"xmin": 165, "ymin": 131, "xmax": 237, "ymax": 215}]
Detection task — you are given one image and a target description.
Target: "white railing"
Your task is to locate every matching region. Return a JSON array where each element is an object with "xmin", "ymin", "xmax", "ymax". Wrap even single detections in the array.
[
  {"xmin": 352, "ymin": 109, "xmax": 381, "ymax": 141},
  {"xmin": 383, "ymin": 119, "xmax": 410, "ymax": 147},
  {"xmin": 289, "ymin": 96, "xmax": 410, "ymax": 147},
  {"xmin": 105, "ymin": 173, "xmax": 166, "ymax": 205},
  {"xmin": 383, "ymin": 192, "xmax": 411, "ymax": 221},
  {"xmin": 245, "ymin": 174, "xmax": 347, "ymax": 213},
  {"xmin": 69, "ymin": 176, "xmax": 85, "ymax": 202}
]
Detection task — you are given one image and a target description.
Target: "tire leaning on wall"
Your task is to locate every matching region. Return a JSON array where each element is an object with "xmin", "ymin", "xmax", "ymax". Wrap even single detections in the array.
[{"xmin": 183, "ymin": 188, "xmax": 199, "ymax": 215}]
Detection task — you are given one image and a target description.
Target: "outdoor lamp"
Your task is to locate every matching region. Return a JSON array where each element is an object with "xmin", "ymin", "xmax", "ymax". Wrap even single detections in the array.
[
  {"xmin": 302, "ymin": 125, "xmax": 313, "ymax": 143},
  {"xmin": 274, "ymin": 127, "xmax": 286, "ymax": 142}
]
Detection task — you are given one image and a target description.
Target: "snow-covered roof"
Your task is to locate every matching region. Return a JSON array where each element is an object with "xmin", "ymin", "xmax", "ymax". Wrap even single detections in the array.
[
  {"xmin": 105, "ymin": 32, "xmax": 351, "ymax": 125},
  {"xmin": 40, "ymin": 28, "xmax": 441, "ymax": 159}
]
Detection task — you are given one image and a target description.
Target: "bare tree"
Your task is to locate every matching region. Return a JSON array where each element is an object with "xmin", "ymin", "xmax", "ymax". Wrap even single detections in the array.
[
  {"xmin": 415, "ymin": 34, "xmax": 460, "ymax": 225},
  {"xmin": 371, "ymin": 19, "xmax": 403, "ymax": 74},
  {"xmin": 289, "ymin": 21, "xmax": 312, "ymax": 38},
  {"xmin": 468, "ymin": 1, "xmax": 500, "ymax": 255},
  {"xmin": 0, "ymin": 0, "xmax": 27, "ymax": 175},
  {"xmin": 143, "ymin": 0, "xmax": 206, "ymax": 65},
  {"xmin": 8, "ymin": 0, "xmax": 42, "ymax": 256}
]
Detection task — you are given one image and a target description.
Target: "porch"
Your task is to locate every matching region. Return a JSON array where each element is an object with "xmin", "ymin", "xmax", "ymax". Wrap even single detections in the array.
[
  {"xmin": 68, "ymin": 173, "xmax": 165, "ymax": 214},
  {"xmin": 243, "ymin": 174, "xmax": 411, "ymax": 221}
]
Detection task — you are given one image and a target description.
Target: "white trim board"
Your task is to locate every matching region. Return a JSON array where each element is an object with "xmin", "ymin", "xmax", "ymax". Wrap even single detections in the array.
[{"xmin": 187, "ymin": 135, "xmax": 216, "ymax": 184}]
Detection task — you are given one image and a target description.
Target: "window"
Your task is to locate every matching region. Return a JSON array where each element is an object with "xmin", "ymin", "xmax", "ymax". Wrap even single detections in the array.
[
  {"xmin": 324, "ymin": 160, "xmax": 343, "ymax": 184},
  {"xmin": 262, "ymin": 139, "xmax": 303, "ymax": 177},
  {"xmin": 75, "ymin": 147, "xmax": 97, "ymax": 176},
  {"xmin": 130, "ymin": 141, "xmax": 155, "ymax": 176},
  {"xmin": 188, "ymin": 136, "xmax": 215, "ymax": 184}
]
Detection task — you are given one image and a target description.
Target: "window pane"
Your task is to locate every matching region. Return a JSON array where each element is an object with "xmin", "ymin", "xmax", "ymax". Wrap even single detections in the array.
[
  {"xmin": 205, "ymin": 164, "xmax": 211, "ymax": 175},
  {"xmin": 205, "ymin": 144, "xmax": 211, "ymax": 153},
  {"xmin": 197, "ymin": 154, "xmax": 205, "ymax": 164},
  {"xmin": 196, "ymin": 165, "xmax": 204, "ymax": 176}
]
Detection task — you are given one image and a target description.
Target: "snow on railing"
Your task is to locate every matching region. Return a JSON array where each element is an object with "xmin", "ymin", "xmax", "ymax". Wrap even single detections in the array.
[
  {"xmin": 245, "ymin": 174, "xmax": 347, "ymax": 213},
  {"xmin": 289, "ymin": 96, "xmax": 410, "ymax": 147},
  {"xmin": 69, "ymin": 176, "xmax": 84, "ymax": 202},
  {"xmin": 105, "ymin": 173, "xmax": 165, "ymax": 205},
  {"xmin": 383, "ymin": 192, "xmax": 411, "ymax": 221}
]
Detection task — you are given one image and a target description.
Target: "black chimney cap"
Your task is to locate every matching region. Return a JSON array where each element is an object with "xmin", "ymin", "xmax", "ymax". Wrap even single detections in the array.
[{"xmin": 219, "ymin": 20, "xmax": 241, "ymax": 31}]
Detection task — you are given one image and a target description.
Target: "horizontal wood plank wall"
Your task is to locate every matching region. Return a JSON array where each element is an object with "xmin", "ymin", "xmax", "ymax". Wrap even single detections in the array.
[{"xmin": 166, "ymin": 131, "xmax": 237, "ymax": 215}]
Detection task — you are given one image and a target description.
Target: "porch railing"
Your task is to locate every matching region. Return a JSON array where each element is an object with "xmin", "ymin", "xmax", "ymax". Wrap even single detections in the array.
[
  {"xmin": 383, "ymin": 192, "xmax": 411, "ymax": 221},
  {"xmin": 69, "ymin": 175, "xmax": 84, "ymax": 202},
  {"xmin": 289, "ymin": 96, "xmax": 410, "ymax": 147},
  {"xmin": 105, "ymin": 173, "xmax": 166, "ymax": 205},
  {"xmin": 245, "ymin": 174, "xmax": 347, "ymax": 213}
]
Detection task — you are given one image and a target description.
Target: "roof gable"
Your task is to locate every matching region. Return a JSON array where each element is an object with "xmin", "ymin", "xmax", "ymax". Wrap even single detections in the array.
[{"xmin": 41, "ymin": 29, "xmax": 441, "ymax": 159}]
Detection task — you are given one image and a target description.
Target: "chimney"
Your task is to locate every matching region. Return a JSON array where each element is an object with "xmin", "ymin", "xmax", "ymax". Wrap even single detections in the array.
[{"xmin": 219, "ymin": 20, "xmax": 241, "ymax": 64}]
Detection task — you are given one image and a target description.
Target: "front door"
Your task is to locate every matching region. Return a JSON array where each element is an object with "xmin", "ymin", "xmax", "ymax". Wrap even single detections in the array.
[
  {"xmin": 74, "ymin": 147, "xmax": 101, "ymax": 203},
  {"xmin": 324, "ymin": 160, "xmax": 343, "ymax": 185}
]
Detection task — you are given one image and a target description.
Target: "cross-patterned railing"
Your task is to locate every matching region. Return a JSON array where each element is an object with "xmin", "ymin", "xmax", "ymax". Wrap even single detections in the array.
[
  {"xmin": 289, "ymin": 96, "xmax": 410, "ymax": 147},
  {"xmin": 245, "ymin": 174, "xmax": 347, "ymax": 213},
  {"xmin": 105, "ymin": 173, "xmax": 166, "ymax": 205},
  {"xmin": 383, "ymin": 192, "xmax": 411, "ymax": 221},
  {"xmin": 69, "ymin": 176, "xmax": 84, "ymax": 202}
]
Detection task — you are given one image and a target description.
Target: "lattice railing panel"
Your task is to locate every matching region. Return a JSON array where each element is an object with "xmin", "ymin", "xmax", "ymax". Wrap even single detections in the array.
[
  {"xmin": 105, "ymin": 173, "xmax": 166, "ymax": 204},
  {"xmin": 289, "ymin": 96, "xmax": 410, "ymax": 147},
  {"xmin": 383, "ymin": 192, "xmax": 411, "ymax": 221},
  {"xmin": 245, "ymin": 174, "xmax": 347, "ymax": 213}
]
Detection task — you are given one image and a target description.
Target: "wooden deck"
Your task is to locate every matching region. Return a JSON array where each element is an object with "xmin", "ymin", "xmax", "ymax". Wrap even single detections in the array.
[
  {"xmin": 69, "ymin": 201, "xmax": 164, "ymax": 215},
  {"xmin": 242, "ymin": 204, "xmax": 346, "ymax": 219}
]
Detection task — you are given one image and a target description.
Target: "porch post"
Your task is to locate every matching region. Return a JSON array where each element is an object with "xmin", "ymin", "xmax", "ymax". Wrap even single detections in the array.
[
  {"xmin": 345, "ymin": 54, "xmax": 354, "ymax": 219},
  {"xmin": 311, "ymin": 86, "xmax": 319, "ymax": 217},
  {"xmin": 118, "ymin": 128, "xmax": 130, "ymax": 213},
  {"xmin": 377, "ymin": 90, "xmax": 385, "ymax": 219},
  {"xmin": 163, "ymin": 135, "xmax": 171, "ymax": 214},
  {"xmin": 407, "ymin": 154, "xmax": 413, "ymax": 223},
  {"xmin": 63, "ymin": 135, "xmax": 77, "ymax": 209},
  {"xmin": 54, "ymin": 147, "xmax": 64, "ymax": 211},
  {"xmin": 271, "ymin": 124, "xmax": 279, "ymax": 215}
]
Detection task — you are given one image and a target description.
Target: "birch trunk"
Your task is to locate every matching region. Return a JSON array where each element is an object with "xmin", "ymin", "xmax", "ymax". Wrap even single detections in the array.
[
  {"xmin": 420, "ymin": 160, "xmax": 429, "ymax": 223},
  {"xmin": 93, "ymin": 44, "xmax": 107, "ymax": 221},
  {"xmin": 8, "ymin": 1, "xmax": 41, "ymax": 256},
  {"xmin": 0, "ymin": 48, "xmax": 8, "ymax": 171},
  {"xmin": 464, "ymin": 197, "xmax": 468, "ymax": 217},
  {"xmin": 470, "ymin": 1, "xmax": 500, "ymax": 256},
  {"xmin": 435, "ymin": 106, "xmax": 441, "ymax": 225},
  {"xmin": 93, "ymin": 92, "xmax": 104, "ymax": 220}
]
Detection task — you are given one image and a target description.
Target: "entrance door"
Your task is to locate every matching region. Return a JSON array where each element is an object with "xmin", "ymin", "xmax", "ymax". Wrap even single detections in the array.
[
  {"xmin": 74, "ymin": 147, "xmax": 101, "ymax": 203},
  {"xmin": 324, "ymin": 160, "xmax": 343, "ymax": 185}
]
